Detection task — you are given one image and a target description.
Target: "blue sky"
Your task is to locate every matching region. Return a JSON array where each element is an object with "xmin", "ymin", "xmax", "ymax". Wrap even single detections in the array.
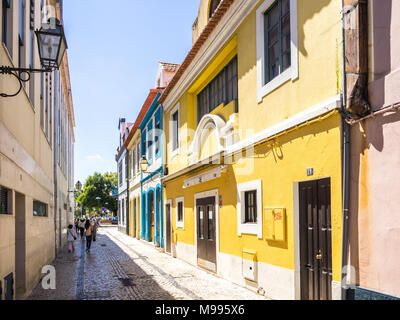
[{"xmin": 63, "ymin": 0, "xmax": 199, "ymax": 184}]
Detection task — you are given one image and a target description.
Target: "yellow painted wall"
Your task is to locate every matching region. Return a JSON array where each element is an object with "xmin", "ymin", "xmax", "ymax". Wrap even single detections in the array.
[
  {"xmin": 165, "ymin": 113, "xmax": 343, "ymax": 282},
  {"xmin": 237, "ymin": 0, "xmax": 343, "ymax": 141},
  {"xmin": 166, "ymin": 0, "xmax": 343, "ymax": 175},
  {"xmin": 192, "ymin": 0, "xmax": 213, "ymax": 45}
]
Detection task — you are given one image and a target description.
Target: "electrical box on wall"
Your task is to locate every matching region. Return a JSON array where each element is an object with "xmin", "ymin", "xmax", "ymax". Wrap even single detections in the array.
[
  {"xmin": 263, "ymin": 208, "xmax": 286, "ymax": 242},
  {"xmin": 242, "ymin": 249, "xmax": 257, "ymax": 282}
]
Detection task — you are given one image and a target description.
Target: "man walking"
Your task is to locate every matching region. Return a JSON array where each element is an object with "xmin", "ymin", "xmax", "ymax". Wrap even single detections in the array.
[{"xmin": 92, "ymin": 217, "xmax": 98, "ymax": 242}]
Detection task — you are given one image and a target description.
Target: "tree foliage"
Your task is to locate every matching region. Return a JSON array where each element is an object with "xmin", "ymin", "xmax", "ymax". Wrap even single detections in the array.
[{"xmin": 76, "ymin": 172, "xmax": 118, "ymax": 215}]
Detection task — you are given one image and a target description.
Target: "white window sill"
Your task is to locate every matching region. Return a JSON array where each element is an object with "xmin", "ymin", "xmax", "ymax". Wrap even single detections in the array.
[
  {"xmin": 170, "ymin": 148, "xmax": 180, "ymax": 160},
  {"xmin": 258, "ymin": 67, "xmax": 296, "ymax": 103},
  {"xmin": 238, "ymin": 223, "xmax": 260, "ymax": 237},
  {"xmin": 176, "ymin": 222, "xmax": 184, "ymax": 230}
]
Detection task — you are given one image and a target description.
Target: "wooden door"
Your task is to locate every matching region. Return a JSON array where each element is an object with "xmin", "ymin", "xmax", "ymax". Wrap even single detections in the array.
[
  {"xmin": 299, "ymin": 178, "xmax": 332, "ymax": 300},
  {"xmin": 165, "ymin": 203, "xmax": 172, "ymax": 254},
  {"xmin": 196, "ymin": 197, "xmax": 217, "ymax": 270}
]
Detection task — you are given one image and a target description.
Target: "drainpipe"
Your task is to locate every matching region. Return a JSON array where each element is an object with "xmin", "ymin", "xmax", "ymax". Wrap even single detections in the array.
[
  {"xmin": 341, "ymin": 0, "xmax": 370, "ymax": 299},
  {"xmin": 53, "ymin": 70, "xmax": 58, "ymax": 258}
]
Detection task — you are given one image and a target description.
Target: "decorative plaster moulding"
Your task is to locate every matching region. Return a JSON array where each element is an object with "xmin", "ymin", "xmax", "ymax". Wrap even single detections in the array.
[
  {"xmin": 183, "ymin": 166, "xmax": 227, "ymax": 189},
  {"xmin": 188, "ymin": 114, "xmax": 239, "ymax": 165}
]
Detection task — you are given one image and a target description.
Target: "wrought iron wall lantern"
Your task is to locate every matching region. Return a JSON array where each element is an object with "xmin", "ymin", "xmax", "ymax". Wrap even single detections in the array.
[
  {"xmin": 0, "ymin": 17, "xmax": 67, "ymax": 98},
  {"xmin": 140, "ymin": 156, "xmax": 158, "ymax": 174}
]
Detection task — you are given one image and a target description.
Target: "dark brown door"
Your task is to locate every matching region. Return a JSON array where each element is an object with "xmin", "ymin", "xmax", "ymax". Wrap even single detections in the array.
[
  {"xmin": 299, "ymin": 178, "xmax": 332, "ymax": 300},
  {"xmin": 165, "ymin": 203, "xmax": 171, "ymax": 254},
  {"xmin": 196, "ymin": 197, "xmax": 217, "ymax": 269}
]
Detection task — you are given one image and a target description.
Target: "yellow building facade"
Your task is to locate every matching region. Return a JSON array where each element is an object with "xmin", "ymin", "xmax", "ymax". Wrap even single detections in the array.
[
  {"xmin": 0, "ymin": 0, "xmax": 75, "ymax": 300},
  {"xmin": 127, "ymin": 128, "xmax": 141, "ymax": 239},
  {"xmin": 161, "ymin": 0, "xmax": 344, "ymax": 300}
]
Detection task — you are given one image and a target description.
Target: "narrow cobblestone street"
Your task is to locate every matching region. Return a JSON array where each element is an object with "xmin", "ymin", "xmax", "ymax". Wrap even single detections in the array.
[{"xmin": 28, "ymin": 227, "xmax": 268, "ymax": 301}]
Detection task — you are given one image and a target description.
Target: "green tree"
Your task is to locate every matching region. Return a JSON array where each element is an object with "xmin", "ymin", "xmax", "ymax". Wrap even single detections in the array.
[{"xmin": 76, "ymin": 172, "xmax": 118, "ymax": 216}]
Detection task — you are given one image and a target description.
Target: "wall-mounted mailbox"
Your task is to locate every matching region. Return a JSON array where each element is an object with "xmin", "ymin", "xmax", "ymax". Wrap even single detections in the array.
[
  {"xmin": 263, "ymin": 208, "xmax": 286, "ymax": 242},
  {"xmin": 242, "ymin": 249, "xmax": 257, "ymax": 282}
]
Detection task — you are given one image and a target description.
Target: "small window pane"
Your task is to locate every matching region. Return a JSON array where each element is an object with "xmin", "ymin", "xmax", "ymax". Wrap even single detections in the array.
[
  {"xmin": 33, "ymin": 200, "xmax": 48, "ymax": 217},
  {"xmin": 0, "ymin": 186, "xmax": 10, "ymax": 215},
  {"xmin": 198, "ymin": 206, "xmax": 204, "ymax": 239},
  {"xmin": 155, "ymin": 122, "xmax": 160, "ymax": 155},
  {"xmin": 244, "ymin": 191, "xmax": 257, "ymax": 223},
  {"xmin": 264, "ymin": 0, "xmax": 291, "ymax": 84},
  {"xmin": 178, "ymin": 201, "xmax": 183, "ymax": 222},
  {"xmin": 209, "ymin": 0, "xmax": 222, "ymax": 18},
  {"xmin": 172, "ymin": 111, "xmax": 179, "ymax": 151},
  {"xmin": 208, "ymin": 205, "xmax": 214, "ymax": 240}
]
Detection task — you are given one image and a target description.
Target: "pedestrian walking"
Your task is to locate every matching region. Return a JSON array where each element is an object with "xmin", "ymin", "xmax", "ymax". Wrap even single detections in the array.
[
  {"xmin": 85, "ymin": 219, "xmax": 94, "ymax": 252},
  {"xmin": 79, "ymin": 219, "xmax": 85, "ymax": 239},
  {"xmin": 67, "ymin": 223, "xmax": 77, "ymax": 253},
  {"xmin": 75, "ymin": 219, "xmax": 80, "ymax": 234},
  {"xmin": 92, "ymin": 217, "xmax": 98, "ymax": 242}
]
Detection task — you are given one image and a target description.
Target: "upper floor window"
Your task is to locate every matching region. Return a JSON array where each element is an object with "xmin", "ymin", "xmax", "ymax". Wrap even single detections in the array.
[
  {"xmin": 170, "ymin": 104, "xmax": 180, "ymax": 157},
  {"xmin": 256, "ymin": 0, "xmax": 298, "ymax": 102},
  {"xmin": 19, "ymin": 0, "xmax": 26, "ymax": 69},
  {"xmin": 147, "ymin": 121, "xmax": 153, "ymax": 163},
  {"xmin": 155, "ymin": 121, "xmax": 161, "ymax": 157},
  {"xmin": 136, "ymin": 143, "xmax": 140, "ymax": 174},
  {"xmin": 264, "ymin": 0, "xmax": 290, "ymax": 83},
  {"xmin": 197, "ymin": 56, "xmax": 238, "ymax": 123},
  {"xmin": 2, "ymin": 0, "xmax": 12, "ymax": 54},
  {"xmin": 142, "ymin": 129, "xmax": 147, "ymax": 158},
  {"xmin": 131, "ymin": 148, "xmax": 135, "ymax": 177},
  {"xmin": 125, "ymin": 153, "xmax": 129, "ymax": 180},
  {"xmin": 209, "ymin": 0, "xmax": 222, "ymax": 19},
  {"xmin": 118, "ymin": 161, "xmax": 123, "ymax": 186}
]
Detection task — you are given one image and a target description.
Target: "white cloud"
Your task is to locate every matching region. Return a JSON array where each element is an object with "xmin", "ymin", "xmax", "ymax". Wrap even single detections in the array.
[{"xmin": 86, "ymin": 154, "xmax": 102, "ymax": 160}]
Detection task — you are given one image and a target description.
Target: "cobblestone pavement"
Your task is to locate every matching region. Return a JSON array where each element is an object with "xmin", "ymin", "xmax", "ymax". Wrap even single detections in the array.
[{"xmin": 28, "ymin": 226, "xmax": 268, "ymax": 300}]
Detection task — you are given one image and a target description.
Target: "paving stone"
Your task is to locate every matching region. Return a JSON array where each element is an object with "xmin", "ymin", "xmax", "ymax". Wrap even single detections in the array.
[{"xmin": 27, "ymin": 227, "xmax": 269, "ymax": 301}]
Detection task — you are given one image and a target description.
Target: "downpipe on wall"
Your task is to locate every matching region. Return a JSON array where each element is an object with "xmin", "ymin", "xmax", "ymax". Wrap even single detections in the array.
[
  {"xmin": 340, "ymin": 0, "xmax": 370, "ymax": 300},
  {"xmin": 340, "ymin": 0, "xmax": 350, "ymax": 300}
]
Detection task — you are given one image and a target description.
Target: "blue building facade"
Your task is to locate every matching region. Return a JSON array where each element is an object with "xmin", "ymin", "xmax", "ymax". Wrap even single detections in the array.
[{"xmin": 139, "ymin": 91, "xmax": 164, "ymax": 248}]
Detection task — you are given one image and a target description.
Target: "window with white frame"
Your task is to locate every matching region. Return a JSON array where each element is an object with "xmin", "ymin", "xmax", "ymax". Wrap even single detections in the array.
[
  {"xmin": 170, "ymin": 104, "xmax": 180, "ymax": 158},
  {"xmin": 147, "ymin": 119, "xmax": 153, "ymax": 163},
  {"xmin": 18, "ymin": 0, "xmax": 26, "ymax": 70},
  {"xmin": 155, "ymin": 121, "xmax": 161, "ymax": 157},
  {"xmin": 142, "ymin": 129, "xmax": 147, "ymax": 159},
  {"xmin": 256, "ymin": 0, "xmax": 298, "ymax": 102},
  {"xmin": 176, "ymin": 197, "xmax": 184, "ymax": 229},
  {"xmin": 237, "ymin": 180, "xmax": 262, "ymax": 238},
  {"xmin": 118, "ymin": 160, "xmax": 123, "ymax": 186},
  {"xmin": 131, "ymin": 146, "xmax": 136, "ymax": 177},
  {"xmin": 136, "ymin": 143, "xmax": 140, "ymax": 174},
  {"xmin": 2, "ymin": 0, "xmax": 13, "ymax": 55}
]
